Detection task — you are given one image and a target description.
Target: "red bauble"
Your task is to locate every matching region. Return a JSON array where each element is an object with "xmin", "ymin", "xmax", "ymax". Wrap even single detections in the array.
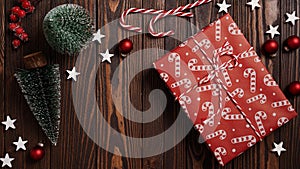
[
  {"xmin": 17, "ymin": 10, "xmax": 26, "ymax": 18},
  {"xmin": 262, "ymin": 39, "xmax": 279, "ymax": 56},
  {"xmin": 284, "ymin": 35, "xmax": 300, "ymax": 51},
  {"xmin": 119, "ymin": 39, "xmax": 133, "ymax": 55},
  {"xmin": 30, "ymin": 143, "xmax": 45, "ymax": 161},
  {"xmin": 288, "ymin": 81, "xmax": 300, "ymax": 96},
  {"xmin": 9, "ymin": 14, "xmax": 18, "ymax": 22},
  {"xmin": 12, "ymin": 39, "xmax": 21, "ymax": 48},
  {"xmin": 15, "ymin": 27, "xmax": 24, "ymax": 34},
  {"xmin": 22, "ymin": 1, "xmax": 31, "ymax": 9}
]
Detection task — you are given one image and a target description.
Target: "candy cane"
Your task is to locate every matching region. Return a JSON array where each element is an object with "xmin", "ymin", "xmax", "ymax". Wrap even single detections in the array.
[
  {"xmin": 225, "ymin": 88, "xmax": 244, "ymax": 101},
  {"xmin": 221, "ymin": 69, "xmax": 232, "ymax": 87},
  {"xmin": 202, "ymin": 102, "xmax": 215, "ymax": 126},
  {"xmin": 168, "ymin": 53, "xmax": 181, "ymax": 77},
  {"xmin": 171, "ymin": 78, "xmax": 192, "ymax": 89},
  {"xmin": 238, "ymin": 48, "xmax": 256, "ymax": 59},
  {"xmin": 193, "ymin": 39, "xmax": 211, "ymax": 51},
  {"xmin": 179, "ymin": 40, "xmax": 188, "ymax": 47},
  {"xmin": 188, "ymin": 59, "xmax": 212, "ymax": 71},
  {"xmin": 206, "ymin": 130, "xmax": 227, "ymax": 140},
  {"xmin": 264, "ymin": 74, "xmax": 278, "ymax": 87},
  {"xmin": 214, "ymin": 147, "xmax": 227, "ymax": 166},
  {"xmin": 215, "ymin": 19, "xmax": 221, "ymax": 41},
  {"xmin": 214, "ymin": 41, "xmax": 233, "ymax": 56},
  {"xmin": 221, "ymin": 107, "xmax": 244, "ymax": 120},
  {"xmin": 244, "ymin": 68, "xmax": 256, "ymax": 93},
  {"xmin": 160, "ymin": 73, "xmax": 169, "ymax": 82},
  {"xmin": 255, "ymin": 111, "xmax": 267, "ymax": 136},
  {"xmin": 231, "ymin": 135, "xmax": 256, "ymax": 147},
  {"xmin": 254, "ymin": 57, "xmax": 261, "ymax": 63},
  {"xmin": 246, "ymin": 94, "xmax": 267, "ymax": 104},
  {"xmin": 271, "ymin": 100, "xmax": 290, "ymax": 108},
  {"xmin": 179, "ymin": 95, "xmax": 192, "ymax": 117},
  {"xmin": 277, "ymin": 117, "xmax": 289, "ymax": 127},
  {"xmin": 194, "ymin": 123, "xmax": 204, "ymax": 133},
  {"xmin": 228, "ymin": 22, "xmax": 242, "ymax": 35}
]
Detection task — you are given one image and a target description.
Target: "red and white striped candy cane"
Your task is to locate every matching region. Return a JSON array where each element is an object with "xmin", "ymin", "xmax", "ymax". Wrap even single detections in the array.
[
  {"xmin": 231, "ymin": 135, "xmax": 257, "ymax": 147},
  {"xmin": 264, "ymin": 74, "xmax": 278, "ymax": 87},
  {"xmin": 221, "ymin": 107, "xmax": 245, "ymax": 120},
  {"xmin": 160, "ymin": 72, "xmax": 169, "ymax": 82},
  {"xmin": 277, "ymin": 117, "xmax": 289, "ymax": 127},
  {"xmin": 171, "ymin": 78, "xmax": 192, "ymax": 89},
  {"xmin": 168, "ymin": 53, "xmax": 181, "ymax": 77},
  {"xmin": 214, "ymin": 147, "xmax": 227, "ymax": 166},
  {"xmin": 188, "ymin": 59, "xmax": 212, "ymax": 71},
  {"xmin": 243, "ymin": 68, "xmax": 257, "ymax": 93},
  {"xmin": 206, "ymin": 129, "xmax": 227, "ymax": 140},
  {"xmin": 225, "ymin": 88, "xmax": 244, "ymax": 101},
  {"xmin": 246, "ymin": 94, "xmax": 267, "ymax": 104},
  {"xmin": 194, "ymin": 123, "xmax": 204, "ymax": 133},
  {"xmin": 120, "ymin": 0, "xmax": 212, "ymax": 37},
  {"xmin": 255, "ymin": 111, "xmax": 267, "ymax": 136},
  {"xmin": 202, "ymin": 102, "xmax": 215, "ymax": 126}
]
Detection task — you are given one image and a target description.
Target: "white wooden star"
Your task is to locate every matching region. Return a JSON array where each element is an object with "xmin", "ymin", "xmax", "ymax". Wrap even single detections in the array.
[
  {"xmin": 217, "ymin": 0, "xmax": 231, "ymax": 13},
  {"xmin": 66, "ymin": 67, "xmax": 80, "ymax": 81},
  {"xmin": 92, "ymin": 29, "xmax": 105, "ymax": 44},
  {"xmin": 0, "ymin": 153, "xmax": 14, "ymax": 168},
  {"xmin": 286, "ymin": 11, "xmax": 299, "ymax": 25},
  {"xmin": 13, "ymin": 137, "xmax": 28, "ymax": 151},
  {"xmin": 246, "ymin": 0, "xmax": 261, "ymax": 11},
  {"xmin": 266, "ymin": 25, "xmax": 280, "ymax": 38},
  {"xmin": 271, "ymin": 141, "xmax": 286, "ymax": 156},
  {"xmin": 1, "ymin": 116, "xmax": 16, "ymax": 130},
  {"xmin": 100, "ymin": 49, "xmax": 114, "ymax": 63}
]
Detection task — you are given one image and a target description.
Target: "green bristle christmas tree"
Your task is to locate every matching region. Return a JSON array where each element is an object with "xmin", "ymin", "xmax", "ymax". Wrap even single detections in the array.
[
  {"xmin": 15, "ymin": 52, "xmax": 61, "ymax": 145},
  {"xmin": 43, "ymin": 4, "xmax": 93, "ymax": 55}
]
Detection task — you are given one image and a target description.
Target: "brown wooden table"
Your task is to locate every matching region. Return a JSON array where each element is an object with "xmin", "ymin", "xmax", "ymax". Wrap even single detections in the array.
[{"xmin": 1, "ymin": 0, "xmax": 299, "ymax": 168}]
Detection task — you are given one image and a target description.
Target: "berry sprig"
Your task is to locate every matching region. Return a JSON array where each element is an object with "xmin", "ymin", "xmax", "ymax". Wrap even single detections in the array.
[{"xmin": 8, "ymin": 0, "xmax": 36, "ymax": 49}]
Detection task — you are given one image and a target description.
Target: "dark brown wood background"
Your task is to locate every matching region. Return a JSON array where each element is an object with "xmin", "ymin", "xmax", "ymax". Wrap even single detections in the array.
[{"xmin": 1, "ymin": 0, "xmax": 299, "ymax": 168}]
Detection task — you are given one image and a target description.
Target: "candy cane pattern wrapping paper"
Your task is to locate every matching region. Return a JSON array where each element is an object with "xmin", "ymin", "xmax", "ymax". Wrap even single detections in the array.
[{"xmin": 153, "ymin": 14, "xmax": 297, "ymax": 166}]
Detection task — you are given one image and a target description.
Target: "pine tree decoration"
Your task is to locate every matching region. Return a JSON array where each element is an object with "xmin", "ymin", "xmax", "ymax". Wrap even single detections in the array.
[
  {"xmin": 15, "ymin": 52, "xmax": 61, "ymax": 145},
  {"xmin": 43, "ymin": 4, "xmax": 93, "ymax": 55}
]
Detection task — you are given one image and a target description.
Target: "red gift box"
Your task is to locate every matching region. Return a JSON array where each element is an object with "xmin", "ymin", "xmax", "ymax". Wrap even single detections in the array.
[{"xmin": 153, "ymin": 14, "xmax": 297, "ymax": 166}]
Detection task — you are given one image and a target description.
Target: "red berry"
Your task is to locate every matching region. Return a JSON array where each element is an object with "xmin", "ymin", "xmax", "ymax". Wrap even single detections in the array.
[
  {"xmin": 9, "ymin": 14, "xmax": 18, "ymax": 22},
  {"xmin": 262, "ymin": 39, "xmax": 279, "ymax": 56},
  {"xmin": 15, "ymin": 27, "xmax": 24, "ymax": 34},
  {"xmin": 12, "ymin": 39, "xmax": 21, "ymax": 48},
  {"xmin": 22, "ymin": 1, "xmax": 31, "ymax": 9},
  {"xmin": 27, "ymin": 6, "xmax": 35, "ymax": 13},
  {"xmin": 8, "ymin": 23, "xmax": 19, "ymax": 31},
  {"xmin": 20, "ymin": 32, "xmax": 29, "ymax": 41},
  {"xmin": 11, "ymin": 6, "xmax": 21, "ymax": 14},
  {"xmin": 17, "ymin": 10, "xmax": 26, "ymax": 18},
  {"xmin": 288, "ymin": 81, "xmax": 300, "ymax": 96},
  {"xmin": 284, "ymin": 35, "xmax": 300, "ymax": 51}
]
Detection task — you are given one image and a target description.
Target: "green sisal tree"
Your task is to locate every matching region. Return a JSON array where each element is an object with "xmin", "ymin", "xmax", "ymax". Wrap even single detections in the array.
[{"xmin": 43, "ymin": 4, "xmax": 93, "ymax": 55}]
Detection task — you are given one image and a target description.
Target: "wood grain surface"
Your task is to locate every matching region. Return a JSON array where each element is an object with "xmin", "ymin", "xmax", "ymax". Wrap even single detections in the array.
[{"xmin": 0, "ymin": 0, "xmax": 299, "ymax": 169}]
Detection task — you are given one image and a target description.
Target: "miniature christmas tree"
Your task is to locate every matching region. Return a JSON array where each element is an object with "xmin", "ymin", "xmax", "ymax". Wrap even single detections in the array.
[
  {"xmin": 15, "ymin": 52, "xmax": 61, "ymax": 145},
  {"xmin": 43, "ymin": 4, "xmax": 93, "ymax": 55}
]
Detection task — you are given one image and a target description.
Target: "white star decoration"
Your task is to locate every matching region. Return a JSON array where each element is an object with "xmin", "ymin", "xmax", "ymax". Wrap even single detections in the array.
[
  {"xmin": 217, "ymin": 0, "xmax": 231, "ymax": 13},
  {"xmin": 266, "ymin": 25, "xmax": 280, "ymax": 38},
  {"xmin": 66, "ymin": 67, "xmax": 80, "ymax": 81},
  {"xmin": 246, "ymin": 0, "xmax": 261, "ymax": 11},
  {"xmin": 92, "ymin": 29, "xmax": 105, "ymax": 44},
  {"xmin": 271, "ymin": 141, "xmax": 286, "ymax": 156},
  {"xmin": 1, "ymin": 116, "xmax": 16, "ymax": 130},
  {"xmin": 0, "ymin": 153, "xmax": 14, "ymax": 168},
  {"xmin": 13, "ymin": 137, "xmax": 28, "ymax": 151},
  {"xmin": 286, "ymin": 11, "xmax": 299, "ymax": 25},
  {"xmin": 100, "ymin": 49, "xmax": 114, "ymax": 63}
]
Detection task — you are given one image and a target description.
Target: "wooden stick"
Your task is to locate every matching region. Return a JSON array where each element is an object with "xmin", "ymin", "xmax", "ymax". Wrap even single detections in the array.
[{"xmin": 23, "ymin": 52, "xmax": 47, "ymax": 69}]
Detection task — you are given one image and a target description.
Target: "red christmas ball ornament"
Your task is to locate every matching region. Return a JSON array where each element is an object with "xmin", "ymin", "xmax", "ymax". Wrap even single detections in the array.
[
  {"xmin": 288, "ymin": 81, "xmax": 300, "ymax": 96},
  {"xmin": 9, "ymin": 14, "xmax": 18, "ymax": 22},
  {"xmin": 30, "ymin": 143, "xmax": 45, "ymax": 161},
  {"xmin": 12, "ymin": 39, "xmax": 21, "ymax": 48},
  {"xmin": 11, "ymin": 6, "xmax": 21, "ymax": 14},
  {"xmin": 119, "ymin": 39, "xmax": 133, "ymax": 56},
  {"xmin": 15, "ymin": 27, "xmax": 24, "ymax": 34},
  {"xmin": 262, "ymin": 39, "xmax": 279, "ymax": 56},
  {"xmin": 284, "ymin": 35, "xmax": 300, "ymax": 51},
  {"xmin": 17, "ymin": 9, "xmax": 26, "ymax": 18},
  {"xmin": 21, "ymin": 1, "xmax": 31, "ymax": 9}
]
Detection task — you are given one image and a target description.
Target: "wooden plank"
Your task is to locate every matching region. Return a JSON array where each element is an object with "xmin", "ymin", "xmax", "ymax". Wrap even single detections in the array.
[
  {"xmin": 0, "ymin": 0, "xmax": 5, "ymax": 161},
  {"xmin": 47, "ymin": 1, "xmax": 97, "ymax": 169}
]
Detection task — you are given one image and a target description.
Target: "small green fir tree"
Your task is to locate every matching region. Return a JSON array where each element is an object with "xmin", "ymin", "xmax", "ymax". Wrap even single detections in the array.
[
  {"xmin": 15, "ymin": 64, "xmax": 61, "ymax": 145},
  {"xmin": 43, "ymin": 4, "xmax": 93, "ymax": 55}
]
